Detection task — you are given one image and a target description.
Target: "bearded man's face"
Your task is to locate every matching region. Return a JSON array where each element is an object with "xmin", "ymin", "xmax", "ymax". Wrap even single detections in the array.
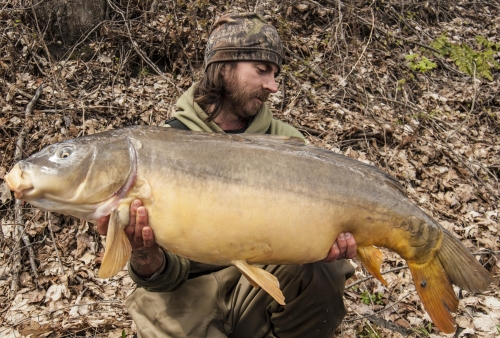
[{"xmin": 222, "ymin": 62, "xmax": 279, "ymax": 118}]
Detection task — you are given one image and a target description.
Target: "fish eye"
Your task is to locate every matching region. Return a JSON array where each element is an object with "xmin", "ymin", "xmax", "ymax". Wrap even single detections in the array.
[{"xmin": 58, "ymin": 147, "xmax": 73, "ymax": 159}]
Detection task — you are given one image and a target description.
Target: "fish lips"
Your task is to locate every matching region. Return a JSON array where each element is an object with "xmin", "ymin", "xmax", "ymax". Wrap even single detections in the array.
[{"xmin": 5, "ymin": 162, "xmax": 35, "ymax": 199}]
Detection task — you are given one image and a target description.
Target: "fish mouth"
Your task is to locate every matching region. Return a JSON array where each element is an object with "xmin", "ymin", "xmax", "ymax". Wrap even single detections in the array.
[
  {"xmin": 13, "ymin": 187, "xmax": 34, "ymax": 199},
  {"xmin": 5, "ymin": 163, "xmax": 36, "ymax": 199}
]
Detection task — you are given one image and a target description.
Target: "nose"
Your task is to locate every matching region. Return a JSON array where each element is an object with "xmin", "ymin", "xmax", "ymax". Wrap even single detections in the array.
[{"xmin": 263, "ymin": 74, "xmax": 278, "ymax": 93}]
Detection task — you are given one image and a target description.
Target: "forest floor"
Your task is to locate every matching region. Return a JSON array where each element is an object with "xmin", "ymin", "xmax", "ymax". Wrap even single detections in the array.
[{"xmin": 0, "ymin": 0, "xmax": 499, "ymax": 337}]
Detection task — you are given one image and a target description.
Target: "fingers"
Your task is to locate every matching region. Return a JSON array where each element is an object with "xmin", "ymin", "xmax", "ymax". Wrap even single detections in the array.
[
  {"xmin": 124, "ymin": 199, "xmax": 156, "ymax": 249},
  {"xmin": 130, "ymin": 200, "xmax": 143, "ymax": 241},
  {"xmin": 335, "ymin": 233, "xmax": 348, "ymax": 259},
  {"xmin": 96, "ymin": 215, "xmax": 110, "ymax": 235},
  {"xmin": 343, "ymin": 232, "xmax": 357, "ymax": 259},
  {"xmin": 322, "ymin": 232, "xmax": 357, "ymax": 262},
  {"xmin": 137, "ymin": 206, "xmax": 155, "ymax": 248},
  {"xmin": 322, "ymin": 241, "xmax": 341, "ymax": 262}
]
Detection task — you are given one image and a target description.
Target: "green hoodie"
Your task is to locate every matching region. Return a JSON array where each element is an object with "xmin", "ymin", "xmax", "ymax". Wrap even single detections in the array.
[
  {"xmin": 129, "ymin": 84, "xmax": 304, "ymax": 292},
  {"xmin": 169, "ymin": 84, "xmax": 304, "ymax": 138}
]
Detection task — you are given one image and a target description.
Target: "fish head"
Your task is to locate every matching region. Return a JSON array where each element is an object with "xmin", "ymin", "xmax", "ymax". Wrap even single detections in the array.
[{"xmin": 5, "ymin": 134, "xmax": 136, "ymax": 219}]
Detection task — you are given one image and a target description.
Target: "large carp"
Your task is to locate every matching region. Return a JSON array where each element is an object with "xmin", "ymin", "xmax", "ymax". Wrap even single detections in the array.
[{"xmin": 5, "ymin": 126, "xmax": 491, "ymax": 333}]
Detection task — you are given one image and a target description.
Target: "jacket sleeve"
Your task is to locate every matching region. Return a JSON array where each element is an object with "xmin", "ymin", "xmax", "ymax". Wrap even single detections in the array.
[{"xmin": 128, "ymin": 249, "xmax": 191, "ymax": 292}]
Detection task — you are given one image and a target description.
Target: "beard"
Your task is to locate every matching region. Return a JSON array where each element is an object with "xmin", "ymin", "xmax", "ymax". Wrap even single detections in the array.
[{"xmin": 222, "ymin": 73, "xmax": 270, "ymax": 118}]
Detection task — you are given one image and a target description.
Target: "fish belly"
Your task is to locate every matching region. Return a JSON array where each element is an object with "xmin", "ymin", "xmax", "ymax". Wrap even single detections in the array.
[{"xmin": 145, "ymin": 178, "xmax": 343, "ymax": 265}]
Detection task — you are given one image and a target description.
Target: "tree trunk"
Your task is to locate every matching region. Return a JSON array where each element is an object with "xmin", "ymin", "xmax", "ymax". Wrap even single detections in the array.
[{"xmin": 34, "ymin": 0, "xmax": 106, "ymax": 47}]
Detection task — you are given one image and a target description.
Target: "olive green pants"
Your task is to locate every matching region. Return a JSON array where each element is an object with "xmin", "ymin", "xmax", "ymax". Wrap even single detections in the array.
[{"xmin": 126, "ymin": 261, "xmax": 354, "ymax": 338}]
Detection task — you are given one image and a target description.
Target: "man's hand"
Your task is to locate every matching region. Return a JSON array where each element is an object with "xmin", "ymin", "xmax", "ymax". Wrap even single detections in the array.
[
  {"xmin": 322, "ymin": 232, "xmax": 357, "ymax": 262},
  {"xmin": 97, "ymin": 200, "xmax": 164, "ymax": 278}
]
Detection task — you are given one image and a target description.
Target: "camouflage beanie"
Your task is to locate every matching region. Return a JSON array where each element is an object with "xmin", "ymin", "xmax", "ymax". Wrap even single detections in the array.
[{"xmin": 204, "ymin": 12, "xmax": 284, "ymax": 71}]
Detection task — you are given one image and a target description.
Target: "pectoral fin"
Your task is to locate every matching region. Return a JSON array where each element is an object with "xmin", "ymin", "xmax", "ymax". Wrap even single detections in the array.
[
  {"xmin": 98, "ymin": 205, "xmax": 132, "ymax": 278},
  {"xmin": 232, "ymin": 260, "xmax": 285, "ymax": 305},
  {"xmin": 133, "ymin": 175, "xmax": 152, "ymax": 199},
  {"xmin": 356, "ymin": 246, "xmax": 388, "ymax": 286}
]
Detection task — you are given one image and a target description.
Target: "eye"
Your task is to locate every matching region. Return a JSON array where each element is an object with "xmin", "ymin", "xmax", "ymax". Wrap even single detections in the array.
[{"xmin": 58, "ymin": 147, "xmax": 73, "ymax": 159}]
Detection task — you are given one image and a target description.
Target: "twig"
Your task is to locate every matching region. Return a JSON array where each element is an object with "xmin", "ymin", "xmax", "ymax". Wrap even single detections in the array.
[
  {"xmin": 321, "ymin": 0, "xmax": 465, "ymax": 76},
  {"xmin": 10, "ymin": 235, "xmax": 46, "ymax": 254},
  {"xmin": 435, "ymin": 134, "xmax": 499, "ymax": 203},
  {"xmin": 29, "ymin": 1, "xmax": 53, "ymax": 65},
  {"xmin": 47, "ymin": 212, "xmax": 65, "ymax": 274},
  {"xmin": 296, "ymin": 125, "xmax": 323, "ymax": 137},
  {"xmin": 344, "ymin": 291, "xmax": 414, "ymax": 322},
  {"xmin": 286, "ymin": 72, "xmax": 316, "ymax": 104},
  {"xmin": 346, "ymin": 265, "xmax": 409, "ymax": 289},
  {"xmin": 446, "ymin": 62, "xmax": 477, "ymax": 143},
  {"xmin": 253, "ymin": 0, "xmax": 260, "ymax": 12},
  {"xmin": 0, "ymin": 219, "xmax": 4, "ymax": 243},
  {"xmin": 0, "ymin": 78, "xmax": 50, "ymax": 106},
  {"xmin": 283, "ymin": 46, "xmax": 325, "ymax": 80},
  {"xmin": 10, "ymin": 84, "xmax": 44, "ymax": 296},
  {"xmin": 14, "ymin": 300, "xmax": 124, "ymax": 326},
  {"xmin": 280, "ymin": 75, "xmax": 287, "ymax": 113},
  {"xmin": 64, "ymin": 21, "xmax": 106, "ymax": 63},
  {"xmin": 106, "ymin": 0, "xmax": 182, "ymax": 94},
  {"xmin": 341, "ymin": 8, "xmax": 375, "ymax": 84}
]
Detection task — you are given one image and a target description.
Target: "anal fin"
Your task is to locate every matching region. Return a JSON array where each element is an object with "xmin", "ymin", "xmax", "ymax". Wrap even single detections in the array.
[
  {"xmin": 98, "ymin": 206, "xmax": 132, "ymax": 278},
  {"xmin": 232, "ymin": 260, "xmax": 285, "ymax": 305},
  {"xmin": 356, "ymin": 246, "xmax": 388, "ymax": 286}
]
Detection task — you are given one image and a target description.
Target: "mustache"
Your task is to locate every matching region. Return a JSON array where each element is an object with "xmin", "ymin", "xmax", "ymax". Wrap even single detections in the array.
[{"xmin": 253, "ymin": 91, "xmax": 270, "ymax": 102}]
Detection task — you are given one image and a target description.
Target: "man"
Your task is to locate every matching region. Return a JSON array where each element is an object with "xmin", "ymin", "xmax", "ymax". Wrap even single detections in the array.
[{"xmin": 98, "ymin": 12, "xmax": 357, "ymax": 338}]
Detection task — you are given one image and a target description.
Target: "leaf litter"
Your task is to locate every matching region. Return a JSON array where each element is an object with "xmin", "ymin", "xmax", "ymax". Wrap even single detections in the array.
[{"xmin": 0, "ymin": 0, "xmax": 498, "ymax": 337}]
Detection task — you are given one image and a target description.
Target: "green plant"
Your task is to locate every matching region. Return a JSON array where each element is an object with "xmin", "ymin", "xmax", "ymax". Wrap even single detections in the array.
[
  {"xmin": 412, "ymin": 323, "xmax": 433, "ymax": 336},
  {"xmin": 360, "ymin": 291, "xmax": 384, "ymax": 305},
  {"xmin": 138, "ymin": 67, "xmax": 151, "ymax": 77},
  {"xmin": 359, "ymin": 324, "xmax": 381, "ymax": 338},
  {"xmin": 431, "ymin": 34, "xmax": 500, "ymax": 80},
  {"xmin": 405, "ymin": 54, "xmax": 437, "ymax": 72}
]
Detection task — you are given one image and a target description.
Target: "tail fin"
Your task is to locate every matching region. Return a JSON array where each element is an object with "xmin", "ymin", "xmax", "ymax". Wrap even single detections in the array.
[
  {"xmin": 437, "ymin": 229, "xmax": 492, "ymax": 292},
  {"xmin": 408, "ymin": 229, "xmax": 493, "ymax": 334},
  {"xmin": 408, "ymin": 259, "xmax": 458, "ymax": 334}
]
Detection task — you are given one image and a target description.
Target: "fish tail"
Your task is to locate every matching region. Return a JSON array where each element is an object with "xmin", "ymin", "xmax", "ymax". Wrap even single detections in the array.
[
  {"xmin": 437, "ymin": 229, "xmax": 492, "ymax": 292},
  {"xmin": 98, "ymin": 209, "xmax": 132, "ymax": 278},
  {"xmin": 408, "ymin": 258, "xmax": 459, "ymax": 334},
  {"xmin": 356, "ymin": 246, "xmax": 388, "ymax": 286}
]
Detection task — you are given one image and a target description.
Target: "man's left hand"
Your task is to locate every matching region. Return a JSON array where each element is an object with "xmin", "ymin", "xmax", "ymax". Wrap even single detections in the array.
[{"xmin": 322, "ymin": 232, "xmax": 357, "ymax": 262}]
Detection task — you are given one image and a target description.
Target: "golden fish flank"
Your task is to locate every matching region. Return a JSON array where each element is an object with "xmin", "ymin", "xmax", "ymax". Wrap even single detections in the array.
[{"xmin": 4, "ymin": 126, "xmax": 492, "ymax": 334}]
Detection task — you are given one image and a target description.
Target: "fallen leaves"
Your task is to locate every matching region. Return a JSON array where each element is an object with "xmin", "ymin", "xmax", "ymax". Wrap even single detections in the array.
[{"xmin": 0, "ymin": 0, "xmax": 499, "ymax": 337}]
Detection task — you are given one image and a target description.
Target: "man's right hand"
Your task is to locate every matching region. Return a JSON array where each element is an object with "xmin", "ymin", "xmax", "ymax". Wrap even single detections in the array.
[{"xmin": 96, "ymin": 200, "xmax": 164, "ymax": 278}]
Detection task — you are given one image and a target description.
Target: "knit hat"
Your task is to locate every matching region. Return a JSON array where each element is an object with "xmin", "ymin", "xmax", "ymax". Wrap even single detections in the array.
[{"xmin": 204, "ymin": 12, "xmax": 284, "ymax": 71}]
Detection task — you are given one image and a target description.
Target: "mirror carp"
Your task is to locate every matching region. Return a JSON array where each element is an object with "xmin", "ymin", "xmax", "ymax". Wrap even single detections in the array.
[{"xmin": 5, "ymin": 126, "xmax": 492, "ymax": 333}]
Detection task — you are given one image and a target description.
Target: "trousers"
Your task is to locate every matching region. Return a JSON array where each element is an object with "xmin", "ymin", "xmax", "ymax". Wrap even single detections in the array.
[{"xmin": 126, "ymin": 261, "xmax": 354, "ymax": 338}]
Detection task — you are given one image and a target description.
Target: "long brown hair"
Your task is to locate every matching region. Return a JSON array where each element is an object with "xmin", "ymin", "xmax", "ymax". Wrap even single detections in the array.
[{"xmin": 193, "ymin": 62, "xmax": 235, "ymax": 122}]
